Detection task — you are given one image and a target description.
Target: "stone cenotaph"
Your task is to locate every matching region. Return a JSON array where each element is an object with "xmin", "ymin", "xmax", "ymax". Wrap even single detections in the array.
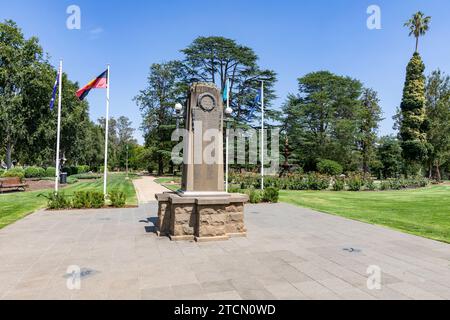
[{"xmin": 155, "ymin": 83, "xmax": 248, "ymax": 242}]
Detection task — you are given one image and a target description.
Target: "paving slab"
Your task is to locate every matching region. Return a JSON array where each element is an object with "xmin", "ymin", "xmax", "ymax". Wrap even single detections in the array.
[
  {"xmin": 132, "ymin": 176, "xmax": 168, "ymax": 204},
  {"xmin": 0, "ymin": 202, "xmax": 449, "ymax": 300}
]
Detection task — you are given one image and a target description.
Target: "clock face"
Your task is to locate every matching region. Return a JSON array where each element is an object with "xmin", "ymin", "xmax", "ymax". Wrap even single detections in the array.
[{"xmin": 198, "ymin": 93, "xmax": 216, "ymax": 112}]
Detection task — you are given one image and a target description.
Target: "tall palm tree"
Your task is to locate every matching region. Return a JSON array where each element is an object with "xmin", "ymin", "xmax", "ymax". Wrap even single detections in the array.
[{"xmin": 404, "ymin": 11, "xmax": 431, "ymax": 53}]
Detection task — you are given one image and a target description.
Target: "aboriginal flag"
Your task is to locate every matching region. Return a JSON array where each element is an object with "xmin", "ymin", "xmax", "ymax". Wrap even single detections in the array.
[{"xmin": 76, "ymin": 70, "xmax": 108, "ymax": 101}]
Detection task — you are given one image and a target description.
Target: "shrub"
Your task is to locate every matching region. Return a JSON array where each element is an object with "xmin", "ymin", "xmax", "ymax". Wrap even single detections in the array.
[
  {"xmin": 72, "ymin": 191, "xmax": 91, "ymax": 209},
  {"xmin": 226, "ymin": 172, "xmax": 430, "ymax": 193},
  {"xmin": 47, "ymin": 192, "xmax": 70, "ymax": 210},
  {"xmin": 347, "ymin": 175, "xmax": 363, "ymax": 191},
  {"xmin": 2, "ymin": 168, "xmax": 25, "ymax": 180},
  {"xmin": 317, "ymin": 159, "xmax": 344, "ymax": 176},
  {"xmin": 109, "ymin": 190, "xmax": 126, "ymax": 208},
  {"xmin": 45, "ymin": 167, "xmax": 56, "ymax": 178},
  {"xmin": 72, "ymin": 191, "xmax": 104, "ymax": 209},
  {"xmin": 290, "ymin": 175, "xmax": 305, "ymax": 190},
  {"xmin": 77, "ymin": 165, "xmax": 90, "ymax": 174},
  {"xmin": 89, "ymin": 191, "xmax": 105, "ymax": 208},
  {"xmin": 264, "ymin": 176, "xmax": 281, "ymax": 189},
  {"xmin": 389, "ymin": 179, "xmax": 403, "ymax": 190},
  {"xmin": 307, "ymin": 173, "xmax": 330, "ymax": 190},
  {"xmin": 332, "ymin": 178, "xmax": 345, "ymax": 191},
  {"xmin": 262, "ymin": 187, "xmax": 279, "ymax": 203},
  {"xmin": 380, "ymin": 181, "xmax": 391, "ymax": 191},
  {"xmin": 67, "ymin": 176, "xmax": 79, "ymax": 184},
  {"xmin": 62, "ymin": 166, "xmax": 89, "ymax": 176},
  {"xmin": 0, "ymin": 169, "xmax": 4, "ymax": 176},
  {"xmin": 294, "ymin": 166, "xmax": 304, "ymax": 174},
  {"xmin": 409, "ymin": 176, "xmax": 429, "ymax": 188},
  {"xmin": 417, "ymin": 177, "xmax": 430, "ymax": 188},
  {"xmin": 72, "ymin": 173, "xmax": 102, "ymax": 180},
  {"xmin": 228, "ymin": 186, "xmax": 241, "ymax": 193},
  {"xmin": 25, "ymin": 166, "xmax": 45, "ymax": 179},
  {"xmin": 364, "ymin": 178, "xmax": 377, "ymax": 191},
  {"xmin": 246, "ymin": 189, "xmax": 263, "ymax": 204}
]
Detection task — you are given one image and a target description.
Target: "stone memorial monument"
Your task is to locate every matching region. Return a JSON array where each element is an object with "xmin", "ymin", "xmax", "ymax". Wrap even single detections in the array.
[{"xmin": 155, "ymin": 83, "xmax": 248, "ymax": 242}]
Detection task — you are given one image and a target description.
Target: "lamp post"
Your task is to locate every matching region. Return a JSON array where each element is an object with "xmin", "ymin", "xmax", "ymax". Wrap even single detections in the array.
[
  {"xmin": 224, "ymin": 106, "xmax": 233, "ymax": 193},
  {"xmin": 175, "ymin": 103, "xmax": 183, "ymax": 131},
  {"xmin": 125, "ymin": 144, "xmax": 129, "ymax": 179},
  {"xmin": 174, "ymin": 103, "xmax": 184, "ymax": 176}
]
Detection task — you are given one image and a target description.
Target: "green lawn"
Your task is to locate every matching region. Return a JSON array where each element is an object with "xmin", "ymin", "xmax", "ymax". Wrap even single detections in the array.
[
  {"xmin": 0, "ymin": 174, "xmax": 138, "ymax": 230},
  {"xmin": 280, "ymin": 186, "xmax": 450, "ymax": 243},
  {"xmin": 154, "ymin": 177, "xmax": 181, "ymax": 191}
]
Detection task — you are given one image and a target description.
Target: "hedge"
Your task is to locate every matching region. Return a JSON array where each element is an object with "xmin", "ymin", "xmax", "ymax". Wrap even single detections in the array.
[
  {"xmin": 229, "ymin": 173, "xmax": 430, "ymax": 192},
  {"xmin": 1, "ymin": 168, "xmax": 25, "ymax": 179},
  {"xmin": 317, "ymin": 159, "xmax": 343, "ymax": 176},
  {"xmin": 45, "ymin": 167, "xmax": 56, "ymax": 178},
  {"xmin": 48, "ymin": 190, "xmax": 128, "ymax": 210},
  {"xmin": 25, "ymin": 166, "xmax": 46, "ymax": 178}
]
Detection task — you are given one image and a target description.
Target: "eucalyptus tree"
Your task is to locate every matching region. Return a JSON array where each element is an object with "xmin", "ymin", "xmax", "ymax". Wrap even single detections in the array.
[
  {"xmin": 425, "ymin": 70, "xmax": 450, "ymax": 180},
  {"xmin": 134, "ymin": 61, "xmax": 186, "ymax": 175},
  {"xmin": 359, "ymin": 88, "xmax": 383, "ymax": 174},
  {"xmin": 0, "ymin": 20, "xmax": 44, "ymax": 168}
]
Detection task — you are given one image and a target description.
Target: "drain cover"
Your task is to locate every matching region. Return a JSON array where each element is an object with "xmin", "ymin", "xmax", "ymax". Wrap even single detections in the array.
[
  {"xmin": 64, "ymin": 268, "xmax": 99, "ymax": 280},
  {"xmin": 343, "ymin": 247, "xmax": 362, "ymax": 253}
]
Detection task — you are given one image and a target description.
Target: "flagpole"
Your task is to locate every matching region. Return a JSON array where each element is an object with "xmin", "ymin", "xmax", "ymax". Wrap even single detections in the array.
[
  {"xmin": 225, "ymin": 79, "xmax": 230, "ymax": 193},
  {"xmin": 261, "ymin": 80, "xmax": 265, "ymax": 191},
  {"xmin": 55, "ymin": 60, "xmax": 63, "ymax": 193},
  {"xmin": 103, "ymin": 65, "xmax": 110, "ymax": 196}
]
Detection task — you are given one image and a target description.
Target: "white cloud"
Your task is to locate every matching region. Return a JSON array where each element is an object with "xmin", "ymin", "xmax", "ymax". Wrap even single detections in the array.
[{"xmin": 89, "ymin": 27, "xmax": 104, "ymax": 39}]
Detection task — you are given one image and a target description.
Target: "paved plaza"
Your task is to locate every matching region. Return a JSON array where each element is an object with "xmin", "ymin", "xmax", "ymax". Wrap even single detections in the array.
[{"xmin": 0, "ymin": 197, "xmax": 449, "ymax": 300}]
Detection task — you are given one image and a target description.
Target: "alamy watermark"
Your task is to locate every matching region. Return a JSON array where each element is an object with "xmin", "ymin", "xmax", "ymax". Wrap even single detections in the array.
[
  {"xmin": 66, "ymin": 265, "xmax": 81, "ymax": 290},
  {"xmin": 171, "ymin": 125, "xmax": 280, "ymax": 174},
  {"xmin": 367, "ymin": 265, "xmax": 382, "ymax": 290},
  {"xmin": 367, "ymin": 5, "xmax": 382, "ymax": 30},
  {"xmin": 66, "ymin": 5, "xmax": 81, "ymax": 30}
]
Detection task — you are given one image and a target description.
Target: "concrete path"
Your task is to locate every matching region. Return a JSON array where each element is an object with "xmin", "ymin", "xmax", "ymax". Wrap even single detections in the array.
[
  {"xmin": 0, "ymin": 203, "xmax": 449, "ymax": 300},
  {"xmin": 132, "ymin": 176, "xmax": 168, "ymax": 204}
]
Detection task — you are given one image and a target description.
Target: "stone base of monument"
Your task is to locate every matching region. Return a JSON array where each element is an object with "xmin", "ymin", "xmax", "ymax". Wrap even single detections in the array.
[{"xmin": 155, "ymin": 192, "xmax": 249, "ymax": 242}]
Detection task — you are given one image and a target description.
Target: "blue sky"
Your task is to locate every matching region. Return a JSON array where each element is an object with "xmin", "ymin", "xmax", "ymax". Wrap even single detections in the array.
[{"xmin": 1, "ymin": 0, "xmax": 449, "ymax": 144}]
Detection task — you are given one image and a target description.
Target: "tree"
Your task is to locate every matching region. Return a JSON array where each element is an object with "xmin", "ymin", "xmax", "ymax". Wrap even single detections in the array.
[
  {"xmin": 404, "ymin": 11, "xmax": 431, "ymax": 53},
  {"xmin": 98, "ymin": 117, "xmax": 120, "ymax": 170},
  {"xmin": 425, "ymin": 70, "xmax": 450, "ymax": 180},
  {"xmin": 0, "ymin": 19, "xmax": 138, "ymax": 172},
  {"xmin": 375, "ymin": 136, "xmax": 403, "ymax": 179},
  {"xmin": 117, "ymin": 116, "xmax": 135, "ymax": 145},
  {"xmin": 398, "ymin": 53, "xmax": 429, "ymax": 175},
  {"xmin": 135, "ymin": 61, "xmax": 185, "ymax": 175},
  {"xmin": 1, "ymin": 20, "xmax": 94, "ymax": 169},
  {"xmin": 116, "ymin": 116, "xmax": 136, "ymax": 169},
  {"xmin": 0, "ymin": 20, "xmax": 44, "ymax": 168},
  {"xmin": 83, "ymin": 121, "xmax": 105, "ymax": 170},
  {"xmin": 283, "ymin": 71, "xmax": 364, "ymax": 171},
  {"xmin": 182, "ymin": 36, "xmax": 279, "ymax": 126},
  {"xmin": 358, "ymin": 88, "xmax": 383, "ymax": 174}
]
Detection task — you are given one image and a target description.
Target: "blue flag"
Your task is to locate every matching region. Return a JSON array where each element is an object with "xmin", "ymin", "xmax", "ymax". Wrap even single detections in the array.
[
  {"xmin": 254, "ymin": 90, "xmax": 262, "ymax": 105},
  {"xmin": 49, "ymin": 71, "xmax": 59, "ymax": 110},
  {"xmin": 222, "ymin": 79, "xmax": 229, "ymax": 102}
]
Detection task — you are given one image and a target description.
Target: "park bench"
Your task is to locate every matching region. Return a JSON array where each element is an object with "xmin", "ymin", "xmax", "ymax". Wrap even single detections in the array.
[{"xmin": 0, "ymin": 177, "xmax": 28, "ymax": 193}]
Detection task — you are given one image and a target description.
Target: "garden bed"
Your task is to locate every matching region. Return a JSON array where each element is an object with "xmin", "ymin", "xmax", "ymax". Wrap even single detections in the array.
[{"xmin": 46, "ymin": 204, "xmax": 138, "ymax": 211}]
